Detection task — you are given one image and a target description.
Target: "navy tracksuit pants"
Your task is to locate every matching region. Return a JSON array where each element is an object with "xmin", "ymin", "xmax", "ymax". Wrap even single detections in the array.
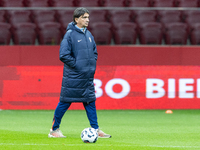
[{"xmin": 52, "ymin": 101, "xmax": 99, "ymax": 130}]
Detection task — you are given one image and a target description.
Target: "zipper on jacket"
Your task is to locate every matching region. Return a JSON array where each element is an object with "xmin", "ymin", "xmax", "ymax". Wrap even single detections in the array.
[{"xmin": 84, "ymin": 31, "xmax": 91, "ymax": 100}]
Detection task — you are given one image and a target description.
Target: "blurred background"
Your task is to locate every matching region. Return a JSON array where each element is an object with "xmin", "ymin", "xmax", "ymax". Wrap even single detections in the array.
[{"xmin": 1, "ymin": 0, "xmax": 200, "ymax": 45}]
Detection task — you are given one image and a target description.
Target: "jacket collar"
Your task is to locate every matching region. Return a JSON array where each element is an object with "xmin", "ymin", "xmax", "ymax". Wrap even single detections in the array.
[{"xmin": 75, "ymin": 25, "xmax": 86, "ymax": 33}]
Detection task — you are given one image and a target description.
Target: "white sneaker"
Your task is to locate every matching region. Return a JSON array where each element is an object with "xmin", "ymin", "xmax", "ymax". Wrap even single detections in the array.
[
  {"xmin": 96, "ymin": 129, "xmax": 111, "ymax": 138},
  {"xmin": 48, "ymin": 129, "xmax": 66, "ymax": 138}
]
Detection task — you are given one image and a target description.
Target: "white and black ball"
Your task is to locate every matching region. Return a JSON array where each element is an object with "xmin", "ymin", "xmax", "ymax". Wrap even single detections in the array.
[{"xmin": 81, "ymin": 127, "xmax": 98, "ymax": 143}]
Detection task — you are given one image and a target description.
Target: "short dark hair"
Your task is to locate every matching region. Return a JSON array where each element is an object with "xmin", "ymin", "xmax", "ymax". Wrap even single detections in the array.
[{"xmin": 73, "ymin": 7, "xmax": 89, "ymax": 24}]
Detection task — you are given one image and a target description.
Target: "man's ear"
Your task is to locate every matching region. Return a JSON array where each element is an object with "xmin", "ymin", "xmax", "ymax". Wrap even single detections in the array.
[{"xmin": 75, "ymin": 17, "xmax": 79, "ymax": 24}]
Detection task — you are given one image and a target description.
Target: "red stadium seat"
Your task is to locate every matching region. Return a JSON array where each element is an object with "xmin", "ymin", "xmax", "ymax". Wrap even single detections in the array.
[
  {"xmin": 190, "ymin": 23, "xmax": 200, "ymax": 45},
  {"xmin": 88, "ymin": 10, "xmax": 107, "ymax": 23},
  {"xmin": 128, "ymin": 0, "xmax": 150, "ymax": 7},
  {"xmin": 164, "ymin": 22, "xmax": 188, "ymax": 45},
  {"xmin": 50, "ymin": 0, "xmax": 75, "ymax": 7},
  {"xmin": 158, "ymin": 10, "xmax": 181, "ymax": 25},
  {"xmin": 0, "ymin": 22, "xmax": 11, "ymax": 45},
  {"xmin": 56, "ymin": 10, "xmax": 74, "ymax": 36},
  {"xmin": 152, "ymin": 0, "xmax": 175, "ymax": 7},
  {"xmin": 12, "ymin": 22, "xmax": 36, "ymax": 45},
  {"xmin": 75, "ymin": 0, "xmax": 100, "ymax": 6},
  {"xmin": 134, "ymin": 10, "xmax": 157, "ymax": 26},
  {"xmin": 184, "ymin": 11, "xmax": 200, "ymax": 28},
  {"xmin": 32, "ymin": 10, "xmax": 56, "ymax": 36},
  {"xmin": 113, "ymin": 22, "xmax": 137, "ymax": 44},
  {"xmin": 25, "ymin": 0, "xmax": 49, "ymax": 7},
  {"xmin": 1, "ymin": 0, "xmax": 24, "ymax": 7},
  {"xmin": 0, "ymin": 10, "xmax": 5, "ymax": 22},
  {"xmin": 108, "ymin": 10, "xmax": 132, "ymax": 29},
  {"xmin": 175, "ymin": 0, "xmax": 198, "ymax": 7},
  {"xmin": 8, "ymin": 10, "xmax": 31, "ymax": 25},
  {"xmin": 32, "ymin": 10, "xmax": 56, "ymax": 26},
  {"xmin": 87, "ymin": 10, "xmax": 107, "ymax": 30},
  {"xmin": 139, "ymin": 22, "xmax": 163, "ymax": 44},
  {"xmin": 38, "ymin": 22, "xmax": 61, "ymax": 45},
  {"xmin": 90, "ymin": 22, "xmax": 112, "ymax": 45},
  {"xmin": 103, "ymin": 0, "xmax": 126, "ymax": 7},
  {"xmin": 7, "ymin": 10, "xmax": 32, "ymax": 35}
]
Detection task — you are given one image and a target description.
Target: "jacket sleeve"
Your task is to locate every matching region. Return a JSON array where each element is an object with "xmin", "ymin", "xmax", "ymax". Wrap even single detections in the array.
[{"xmin": 59, "ymin": 31, "xmax": 76, "ymax": 68}]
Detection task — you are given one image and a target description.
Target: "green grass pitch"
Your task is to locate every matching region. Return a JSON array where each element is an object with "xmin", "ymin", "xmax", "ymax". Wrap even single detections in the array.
[{"xmin": 0, "ymin": 109, "xmax": 200, "ymax": 150}]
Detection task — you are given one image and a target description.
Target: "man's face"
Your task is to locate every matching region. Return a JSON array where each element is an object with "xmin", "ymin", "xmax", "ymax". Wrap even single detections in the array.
[{"xmin": 75, "ymin": 13, "xmax": 89, "ymax": 28}]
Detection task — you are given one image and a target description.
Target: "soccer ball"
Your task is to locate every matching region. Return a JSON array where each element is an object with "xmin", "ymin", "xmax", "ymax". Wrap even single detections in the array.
[{"xmin": 81, "ymin": 127, "xmax": 98, "ymax": 143}]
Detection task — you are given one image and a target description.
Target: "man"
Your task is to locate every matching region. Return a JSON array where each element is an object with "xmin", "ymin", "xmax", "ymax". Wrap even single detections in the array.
[{"xmin": 48, "ymin": 7, "xmax": 111, "ymax": 138}]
